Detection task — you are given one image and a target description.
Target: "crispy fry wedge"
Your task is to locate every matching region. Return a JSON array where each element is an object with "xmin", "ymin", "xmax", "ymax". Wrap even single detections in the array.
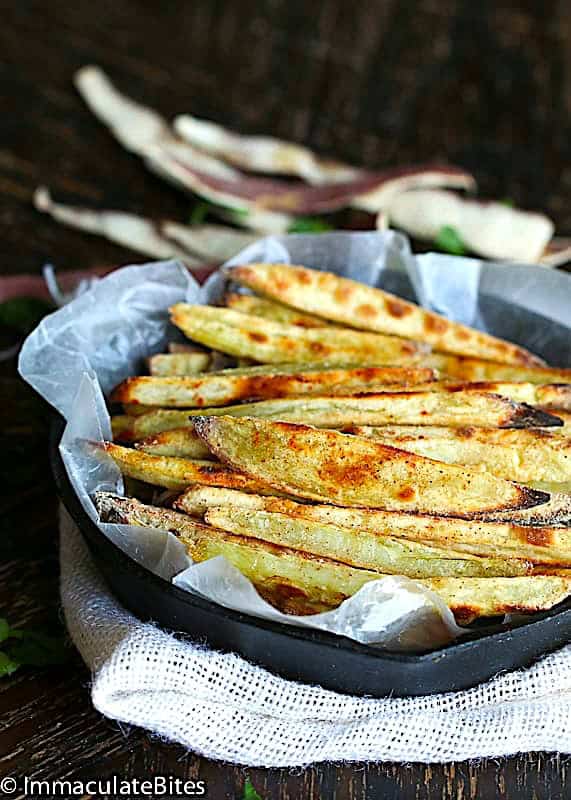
[
  {"xmin": 224, "ymin": 293, "xmax": 335, "ymax": 328},
  {"xmin": 193, "ymin": 416, "xmax": 549, "ymax": 516},
  {"xmin": 113, "ymin": 411, "xmax": 196, "ymax": 440},
  {"xmin": 134, "ymin": 427, "xmax": 212, "ymax": 459},
  {"xmin": 230, "ymin": 264, "xmax": 544, "ymax": 366},
  {"xmin": 356, "ymin": 422, "xmax": 571, "ymax": 442},
  {"xmin": 176, "ymin": 486, "xmax": 278, "ymax": 516},
  {"xmin": 94, "ymin": 493, "xmax": 571, "ymax": 622},
  {"xmin": 147, "ymin": 352, "xmax": 211, "ymax": 377},
  {"xmin": 115, "ymin": 391, "xmax": 560, "ymax": 440},
  {"xmin": 176, "ymin": 487, "xmax": 571, "ymax": 564},
  {"xmin": 169, "ymin": 304, "xmax": 428, "ymax": 365},
  {"xmin": 204, "ymin": 506, "xmax": 531, "ymax": 577},
  {"xmin": 100, "ymin": 442, "xmax": 274, "ymax": 493},
  {"xmin": 110, "ymin": 365, "xmax": 438, "ymax": 408},
  {"xmin": 354, "ymin": 425, "xmax": 571, "ymax": 485},
  {"xmin": 422, "ymin": 381, "xmax": 571, "ymax": 411},
  {"xmin": 424, "ymin": 353, "xmax": 571, "ymax": 385},
  {"xmin": 421, "ymin": 577, "xmax": 571, "ymax": 624}
]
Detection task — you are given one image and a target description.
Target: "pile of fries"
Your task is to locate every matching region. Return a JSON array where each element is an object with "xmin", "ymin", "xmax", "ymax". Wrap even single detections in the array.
[{"xmin": 95, "ymin": 263, "xmax": 571, "ymax": 626}]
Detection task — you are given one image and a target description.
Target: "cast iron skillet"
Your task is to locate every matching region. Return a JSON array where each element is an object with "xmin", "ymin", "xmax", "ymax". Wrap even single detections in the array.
[{"xmin": 51, "ymin": 417, "xmax": 571, "ymax": 698}]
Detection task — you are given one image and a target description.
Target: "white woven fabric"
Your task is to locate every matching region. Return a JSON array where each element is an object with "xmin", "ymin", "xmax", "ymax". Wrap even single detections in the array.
[{"xmin": 60, "ymin": 507, "xmax": 571, "ymax": 767}]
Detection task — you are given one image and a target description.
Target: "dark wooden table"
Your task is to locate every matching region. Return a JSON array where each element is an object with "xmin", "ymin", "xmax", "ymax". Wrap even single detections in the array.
[{"xmin": 1, "ymin": 2, "xmax": 570, "ymax": 797}]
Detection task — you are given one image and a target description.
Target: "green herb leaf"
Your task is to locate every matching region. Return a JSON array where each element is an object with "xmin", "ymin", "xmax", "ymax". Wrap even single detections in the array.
[
  {"xmin": 0, "ymin": 297, "xmax": 53, "ymax": 334},
  {"xmin": 0, "ymin": 651, "xmax": 20, "ymax": 677},
  {"xmin": 434, "ymin": 225, "xmax": 467, "ymax": 256},
  {"xmin": 500, "ymin": 198, "xmax": 514, "ymax": 207},
  {"xmin": 0, "ymin": 618, "xmax": 24, "ymax": 644},
  {"xmin": 8, "ymin": 631, "xmax": 69, "ymax": 667},
  {"xmin": 287, "ymin": 217, "xmax": 334, "ymax": 234},
  {"xmin": 0, "ymin": 619, "xmax": 11, "ymax": 644},
  {"xmin": 190, "ymin": 199, "xmax": 249, "ymax": 226},
  {"xmin": 243, "ymin": 779, "xmax": 263, "ymax": 800}
]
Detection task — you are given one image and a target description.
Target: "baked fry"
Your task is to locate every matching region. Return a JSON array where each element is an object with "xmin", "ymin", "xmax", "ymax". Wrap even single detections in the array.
[
  {"xmin": 114, "ymin": 391, "xmax": 560, "ymax": 441},
  {"xmin": 176, "ymin": 487, "xmax": 571, "ymax": 564},
  {"xmin": 147, "ymin": 352, "xmax": 211, "ymax": 376},
  {"xmin": 110, "ymin": 364, "xmax": 438, "ymax": 408},
  {"xmin": 230, "ymin": 263, "xmax": 544, "ymax": 366},
  {"xmin": 134, "ymin": 427, "xmax": 212, "ymax": 459},
  {"xmin": 100, "ymin": 441, "xmax": 274, "ymax": 493},
  {"xmin": 354, "ymin": 425, "xmax": 571, "ymax": 485},
  {"xmin": 224, "ymin": 292, "xmax": 334, "ymax": 328},
  {"xmin": 204, "ymin": 506, "xmax": 531, "ymax": 577},
  {"xmin": 193, "ymin": 416, "xmax": 549, "ymax": 516},
  {"xmin": 425, "ymin": 353, "xmax": 571, "ymax": 385},
  {"xmin": 425, "ymin": 381, "xmax": 571, "ymax": 411},
  {"xmin": 169, "ymin": 304, "xmax": 429, "ymax": 365}
]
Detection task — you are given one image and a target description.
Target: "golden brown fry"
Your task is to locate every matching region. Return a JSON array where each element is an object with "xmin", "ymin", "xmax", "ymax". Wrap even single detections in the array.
[
  {"xmin": 224, "ymin": 292, "xmax": 334, "ymax": 328},
  {"xmin": 135, "ymin": 427, "xmax": 212, "ymax": 459},
  {"xmin": 110, "ymin": 364, "xmax": 438, "ymax": 408},
  {"xmin": 113, "ymin": 411, "xmax": 194, "ymax": 441},
  {"xmin": 169, "ymin": 304, "xmax": 429, "ymax": 365},
  {"xmin": 421, "ymin": 576, "xmax": 571, "ymax": 624},
  {"xmin": 424, "ymin": 381, "xmax": 571, "ymax": 411},
  {"xmin": 100, "ymin": 441, "xmax": 274, "ymax": 492},
  {"xmin": 354, "ymin": 425, "xmax": 571, "ymax": 485},
  {"xmin": 230, "ymin": 263, "xmax": 544, "ymax": 366},
  {"xmin": 147, "ymin": 352, "xmax": 211, "ymax": 377},
  {"xmin": 95, "ymin": 493, "xmax": 571, "ymax": 622},
  {"xmin": 194, "ymin": 416, "xmax": 549, "ymax": 516},
  {"xmin": 176, "ymin": 486, "xmax": 571, "ymax": 564},
  {"xmin": 204, "ymin": 506, "xmax": 531, "ymax": 577},
  {"xmin": 425, "ymin": 353, "xmax": 571, "ymax": 385},
  {"xmin": 117, "ymin": 391, "xmax": 560, "ymax": 441}
]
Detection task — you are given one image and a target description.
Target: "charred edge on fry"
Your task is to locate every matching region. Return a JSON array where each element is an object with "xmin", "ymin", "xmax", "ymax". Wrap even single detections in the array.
[{"xmin": 508, "ymin": 405, "xmax": 563, "ymax": 429}]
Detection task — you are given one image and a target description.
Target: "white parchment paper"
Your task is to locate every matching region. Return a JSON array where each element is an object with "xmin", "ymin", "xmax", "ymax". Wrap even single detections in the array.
[{"xmin": 18, "ymin": 231, "xmax": 571, "ymax": 650}]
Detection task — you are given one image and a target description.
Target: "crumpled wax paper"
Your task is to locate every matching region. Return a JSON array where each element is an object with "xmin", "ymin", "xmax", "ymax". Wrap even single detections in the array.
[{"xmin": 18, "ymin": 231, "xmax": 571, "ymax": 650}]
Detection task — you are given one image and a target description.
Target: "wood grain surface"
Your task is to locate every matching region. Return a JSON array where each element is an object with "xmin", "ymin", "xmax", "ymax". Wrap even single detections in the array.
[{"xmin": 1, "ymin": 1, "xmax": 570, "ymax": 797}]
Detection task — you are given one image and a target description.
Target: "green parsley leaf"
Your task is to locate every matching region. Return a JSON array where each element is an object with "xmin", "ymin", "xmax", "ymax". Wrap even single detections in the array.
[
  {"xmin": 0, "ymin": 619, "xmax": 24, "ymax": 643},
  {"xmin": 500, "ymin": 198, "xmax": 514, "ymax": 207},
  {"xmin": 0, "ymin": 651, "xmax": 20, "ymax": 677},
  {"xmin": 287, "ymin": 217, "xmax": 334, "ymax": 234},
  {"xmin": 434, "ymin": 225, "xmax": 467, "ymax": 256},
  {"xmin": 8, "ymin": 631, "xmax": 69, "ymax": 667},
  {"xmin": 0, "ymin": 297, "xmax": 53, "ymax": 334},
  {"xmin": 242, "ymin": 778, "xmax": 263, "ymax": 800}
]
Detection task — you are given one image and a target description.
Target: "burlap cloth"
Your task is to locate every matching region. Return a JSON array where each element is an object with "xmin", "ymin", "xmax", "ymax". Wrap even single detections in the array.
[{"xmin": 60, "ymin": 507, "xmax": 571, "ymax": 767}]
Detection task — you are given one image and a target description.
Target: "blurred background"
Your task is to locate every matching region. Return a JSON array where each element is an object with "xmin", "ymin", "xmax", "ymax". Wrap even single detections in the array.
[{"xmin": 1, "ymin": 0, "xmax": 569, "ymax": 273}]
